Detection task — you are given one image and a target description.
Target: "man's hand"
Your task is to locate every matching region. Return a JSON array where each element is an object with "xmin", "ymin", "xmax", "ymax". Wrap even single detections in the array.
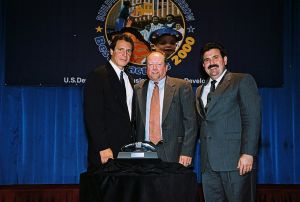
[
  {"xmin": 179, "ymin": 155, "xmax": 192, "ymax": 167},
  {"xmin": 237, "ymin": 154, "xmax": 253, "ymax": 175},
  {"xmin": 99, "ymin": 148, "xmax": 113, "ymax": 164}
]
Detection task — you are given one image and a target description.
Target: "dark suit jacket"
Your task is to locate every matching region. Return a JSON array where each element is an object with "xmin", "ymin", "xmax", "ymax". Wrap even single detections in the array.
[
  {"xmin": 84, "ymin": 63, "xmax": 135, "ymax": 170},
  {"xmin": 196, "ymin": 71, "xmax": 261, "ymax": 172},
  {"xmin": 135, "ymin": 76, "xmax": 197, "ymax": 162}
]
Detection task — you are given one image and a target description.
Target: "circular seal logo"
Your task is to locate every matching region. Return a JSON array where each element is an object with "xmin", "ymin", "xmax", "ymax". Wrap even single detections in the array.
[{"xmin": 94, "ymin": 0, "xmax": 196, "ymax": 79}]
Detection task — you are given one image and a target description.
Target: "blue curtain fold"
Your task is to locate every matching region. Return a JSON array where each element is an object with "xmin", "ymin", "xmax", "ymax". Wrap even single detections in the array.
[
  {"xmin": 1, "ymin": 0, "xmax": 300, "ymax": 184},
  {"xmin": 0, "ymin": 87, "xmax": 88, "ymax": 184}
]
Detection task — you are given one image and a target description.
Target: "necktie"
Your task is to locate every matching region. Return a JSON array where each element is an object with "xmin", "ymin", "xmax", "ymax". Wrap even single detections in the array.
[
  {"xmin": 149, "ymin": 82, "xmax": 161, "ymax": 145},
  {"xmin": 120, "ymin": 71, "xmax": 126, "ymax": 99},
  {"xmin": 207, "ymin": 80, "xmax": 217, "ymax": 105},
  {"xmin": 209, "ymin": 80, "xmax": 217, "ymax": 93}
]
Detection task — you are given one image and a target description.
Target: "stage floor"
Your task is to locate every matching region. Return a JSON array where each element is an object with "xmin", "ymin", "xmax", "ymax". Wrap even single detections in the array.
[{"xmin": 0, "ymin": 184, "xmax": 300, "ymax": 202}]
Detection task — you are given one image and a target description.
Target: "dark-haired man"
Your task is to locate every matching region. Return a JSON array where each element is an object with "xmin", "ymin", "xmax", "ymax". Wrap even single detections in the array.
[
  {"xmin": 196, "ymin": 42, "xmax": 261, "ymax": 202},
  {"xmin": 165, "ymin": 14, "xmax": 176, "ymax": 28},
  {"xmin": 84, "ymin": 34, "xmax": 135, "ymax": 170}
]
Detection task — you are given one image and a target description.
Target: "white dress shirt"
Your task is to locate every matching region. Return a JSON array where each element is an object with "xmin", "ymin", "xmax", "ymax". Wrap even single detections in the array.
[
  {"xmin": 109, "ymin": 60, "xmax": 133, "ymax": 120},
  {"xmin": 201, "ymin": 69, "xmax": 227, "ymax": 107}
]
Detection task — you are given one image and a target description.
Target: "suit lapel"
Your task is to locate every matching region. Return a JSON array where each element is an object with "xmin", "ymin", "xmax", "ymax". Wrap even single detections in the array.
[
  {"xmin": 162, "ymin": 77, "xmax": 175, "ymax": 124},
  {"xmin": 196, "ymin": 84, "xmax": 206, "ymax": 118},
  {"xmin": 202, "ymin": 80, "xmax": 209, "ymax": 112},
  {"xmin": 137, "ymin": 80, "xmax": 149, "ymax": 126},
  {"xmin": 206, "ymin": 72, "xmax": 232, "ymax": 113},
  {"xmin": 105, "ymin": 64, "xmax": 129, "ymax": 116},
  {"xmin": 127, "ymin": 72, "xmax": 135, "ymax": 123},
  {"xmin": 197, "ymin": 78, "xmax": 210, "ymax": 118}
]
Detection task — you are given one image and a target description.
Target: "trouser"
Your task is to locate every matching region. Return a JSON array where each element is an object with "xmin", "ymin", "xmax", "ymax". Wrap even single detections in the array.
[{"xmin": 202, "ymin": 160, "xmax": 256, "ymax": 202}]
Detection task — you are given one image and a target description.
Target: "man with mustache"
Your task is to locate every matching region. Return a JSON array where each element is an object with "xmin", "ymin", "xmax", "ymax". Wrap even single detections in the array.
[{"xmin": 195, "ymin": 42, "xmax": 261, "ymax": 202}]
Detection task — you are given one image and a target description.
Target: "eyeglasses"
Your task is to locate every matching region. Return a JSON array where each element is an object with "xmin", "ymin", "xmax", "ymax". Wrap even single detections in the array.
[{"xmin": 115, "ymin": 48, "xmax": 132, "ymax": 55}]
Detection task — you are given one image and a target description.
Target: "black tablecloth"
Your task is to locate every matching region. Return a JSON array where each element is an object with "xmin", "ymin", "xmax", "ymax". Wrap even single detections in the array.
[{"xmin": 80, "ymin": 159, "xmax": 199, "ymax": 202}]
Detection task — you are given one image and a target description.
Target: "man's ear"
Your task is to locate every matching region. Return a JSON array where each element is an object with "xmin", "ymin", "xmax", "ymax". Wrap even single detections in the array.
[
  {"xmin": 110, "ymin": 48, "xmax": 113, "ymax": 56},
  {"xmin": 166, "ymin": 63, "xmax": 171, "ymax": 71},
  {"xmin": 224, "ymin": 56, "xmax": 228, "ymax": 65}
]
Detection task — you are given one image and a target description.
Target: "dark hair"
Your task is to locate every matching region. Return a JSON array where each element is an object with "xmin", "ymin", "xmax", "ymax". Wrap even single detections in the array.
[
  {"xmin": 123, "ymin": 1, "xmax": 131, "ymax": 7},
  {"xmin": 200, "ymin": 42, "xmax": 227, "ymax": 62},
  {"xmin": 152, "ymin": 16, "xmax": 159, "ymax": 20},
  {"xmin": 109, "ymin": 33, "xmax": 134, "ymax": 52},
  {"xmin": 166, "ymin": 14, "xmax": 174, "ymax": 18},
  {"xmin": 120, "ymin": 27, "xmax": 150, "ymax": 49}
]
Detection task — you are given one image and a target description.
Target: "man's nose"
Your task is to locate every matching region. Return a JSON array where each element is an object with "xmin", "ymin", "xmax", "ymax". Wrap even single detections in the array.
[
  {"xmin": 208, "ymin": 58, "xmax": 214, "ymax": 64},
  {"xmin": 209, "ymin": 59, "xmax": 217, "ymax": 67},
  {"xmin": 121, "ymin": 50, "xmax": 131, "ymax": 57}
]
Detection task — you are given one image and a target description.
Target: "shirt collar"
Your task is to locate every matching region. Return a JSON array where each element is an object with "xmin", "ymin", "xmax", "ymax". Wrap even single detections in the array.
[
  {"xmin": 109, "ymin": 60, "xmax": 124, "ymax": 79},
  {"xmin": 149, "ymin": 77, "xmax": 166, "ymax": 88},
  {"xmin": 209, "ymin": 69, "xmax": 227, "ymax": 84}
]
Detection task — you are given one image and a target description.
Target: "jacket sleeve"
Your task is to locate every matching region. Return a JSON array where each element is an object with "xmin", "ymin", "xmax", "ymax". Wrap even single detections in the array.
[
  {"xmin": 238, "ymin": 74, "xmax": 261, "ymax": 156},
  {"xmin": 180, "ymin": 81, "xmax": 198, "ymax": 157},
  {"xmin": 84, "ymin": 71, "xmax": 110, "ymax": 152}
]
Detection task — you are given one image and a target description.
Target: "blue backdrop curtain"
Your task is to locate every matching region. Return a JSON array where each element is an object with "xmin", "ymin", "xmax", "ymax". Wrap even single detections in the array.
[{"xmin": 1, "ymin": 0, "xmax": 300, "ymax": 184}]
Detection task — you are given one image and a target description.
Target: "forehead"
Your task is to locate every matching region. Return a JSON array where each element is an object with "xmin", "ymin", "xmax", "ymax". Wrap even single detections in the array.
[
  {"xmin": 115, "ymin": 39, "xmax": 132, "ymax": 49},
  {"xmin": 147, "ymin": 53, "xmax": 164, "ymax": 62},
  {"xmin": 157, "ymin": 35, "xmax": 177, "ymax": 44},
  {"xmin": 203, "ymin": 48, "xmax": 222, "ymax": 58}
]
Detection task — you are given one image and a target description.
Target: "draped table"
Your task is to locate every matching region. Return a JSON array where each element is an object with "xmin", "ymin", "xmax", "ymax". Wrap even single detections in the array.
[{"xmin": 79, "ymin": 159, "xmax": 199, "ymax": 202}]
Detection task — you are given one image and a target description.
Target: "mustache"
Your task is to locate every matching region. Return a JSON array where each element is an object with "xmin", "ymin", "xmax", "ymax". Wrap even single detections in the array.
[{"xmin": 208, "ymin": 64, "xmax": 219, "ymax": 69}]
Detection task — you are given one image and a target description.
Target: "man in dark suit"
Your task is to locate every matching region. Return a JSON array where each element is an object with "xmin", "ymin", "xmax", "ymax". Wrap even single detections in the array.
[
  {"xmin": 84, "ymin": 34, "xmax": 135, "ymax": 170},
  {"xmin": 196, "ymin": 42, "xmax": 261, "ymax": 202},
  {"xmin": 135, "ymin": 51, "xmax": 197, "ymax": 167}
]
